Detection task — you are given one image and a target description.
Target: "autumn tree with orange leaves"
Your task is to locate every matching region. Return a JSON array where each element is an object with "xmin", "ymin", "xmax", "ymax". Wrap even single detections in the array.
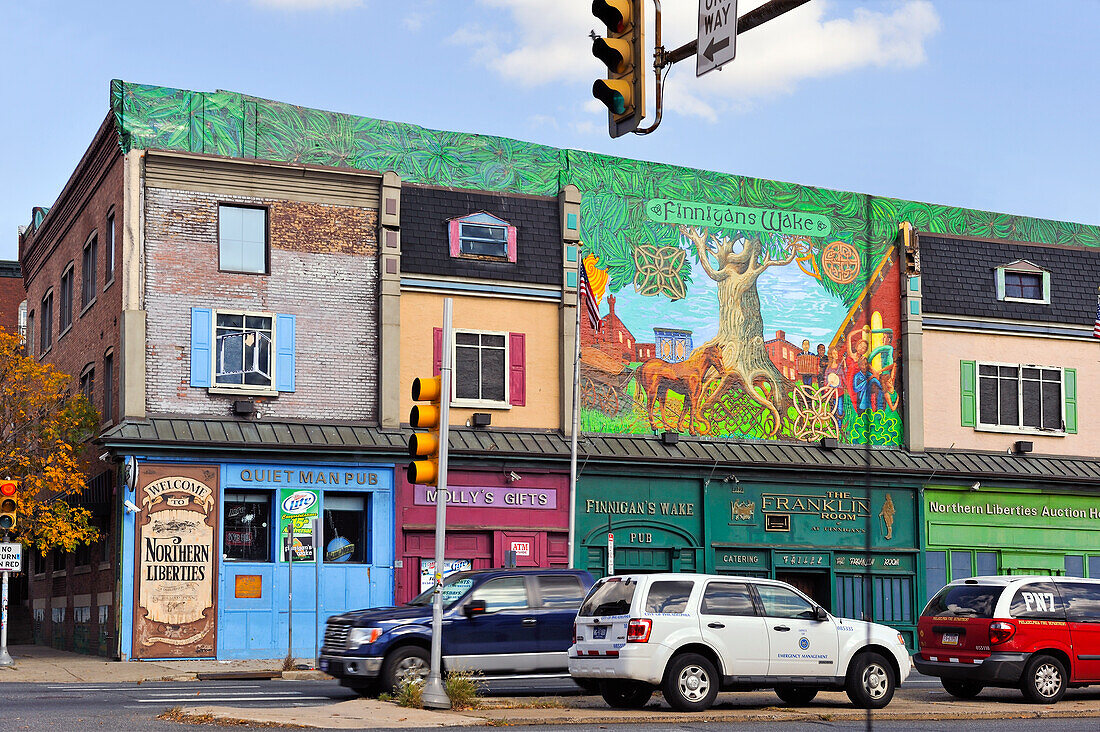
[{"xmin": 0, "ymin": 326, "xmax": 100, "ymax": 554}]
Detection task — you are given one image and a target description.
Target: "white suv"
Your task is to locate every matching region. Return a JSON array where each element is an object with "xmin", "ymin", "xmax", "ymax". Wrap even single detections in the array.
[{"xmin": 569, "ymin": 573, "xmax": 911, "ymax": 712}]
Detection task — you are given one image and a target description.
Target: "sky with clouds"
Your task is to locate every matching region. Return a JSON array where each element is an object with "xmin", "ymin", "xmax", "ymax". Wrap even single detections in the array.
[{"xmin": 2, "ymin": 0, "xmax": 1098, "ymax": 263}]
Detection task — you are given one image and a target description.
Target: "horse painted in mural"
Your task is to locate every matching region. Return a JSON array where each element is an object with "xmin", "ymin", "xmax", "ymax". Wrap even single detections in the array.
[{"xmin": 635, "ymin": 344, "xmax": 726, "ymax": 436}]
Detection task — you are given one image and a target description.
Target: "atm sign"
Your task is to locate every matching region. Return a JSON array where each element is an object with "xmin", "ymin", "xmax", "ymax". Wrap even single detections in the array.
[{"xmin": 510, "ymin": 541, "xmax": 531, "ymax": 557}]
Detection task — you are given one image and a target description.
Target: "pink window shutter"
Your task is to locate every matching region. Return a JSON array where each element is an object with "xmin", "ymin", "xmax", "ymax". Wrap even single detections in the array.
[
  {"xmin": 433, "ymin": 327, "xmax": 443, "ymax": 376},
  {"xmin": 509, "ymin": 332, "xmax": 526, "ymax": 406}
]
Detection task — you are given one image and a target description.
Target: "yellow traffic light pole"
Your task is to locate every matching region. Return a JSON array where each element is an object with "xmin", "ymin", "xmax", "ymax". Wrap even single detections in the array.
[
  {"xmin": 421, "ymin": 298, "xmax": 453, "ymax": 710},
  {"xmin": 0, "ymin": 478, "xmax": 17, "ymax": 667}
]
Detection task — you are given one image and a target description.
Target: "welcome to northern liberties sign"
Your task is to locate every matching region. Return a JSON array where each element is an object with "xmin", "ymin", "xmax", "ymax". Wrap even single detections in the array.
[{"xmin": 647, "ymin": 198, "xmax": 832, "ymax": 237}]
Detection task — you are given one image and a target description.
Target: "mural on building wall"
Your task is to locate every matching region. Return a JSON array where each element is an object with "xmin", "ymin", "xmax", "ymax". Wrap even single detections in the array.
[
  {"xmin": 110, "ymin": 81, "xmax": 1100, "ymax": 445},
  {"xmin": 132, "ymin": 464, "xmax": 219, "ymax": 659}
]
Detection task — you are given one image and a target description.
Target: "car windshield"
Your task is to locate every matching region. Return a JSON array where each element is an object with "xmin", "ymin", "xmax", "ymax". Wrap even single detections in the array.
[
  {"xmin": 578, "ymin": 577, "xmax": 637, "ymax": 617},
  {"xmin": 923, "ymin": 584, "xmax": 1000, "ymax": 618},
  {"xmin": 406, "ymin": 573, "xmax": 477, "ymax": 608}
]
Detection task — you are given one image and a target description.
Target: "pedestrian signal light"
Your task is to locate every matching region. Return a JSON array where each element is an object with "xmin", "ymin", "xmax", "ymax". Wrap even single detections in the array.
[
  {"xmin": 408, "ymin": 376, "xmax": 443, "ymax": 486},
  {"xmin": 592, "ymin": 0, "xmax": 645, "ymax": 138},
  {"xmin": 0, "ymin": 479, "xmax": 18, "ymax": 532}
]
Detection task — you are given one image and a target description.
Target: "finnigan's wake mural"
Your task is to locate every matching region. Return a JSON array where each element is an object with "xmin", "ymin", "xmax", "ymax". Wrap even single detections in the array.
[{"xmin": 578, "ymin": 197, "xmax": 902, "ymax": 445}]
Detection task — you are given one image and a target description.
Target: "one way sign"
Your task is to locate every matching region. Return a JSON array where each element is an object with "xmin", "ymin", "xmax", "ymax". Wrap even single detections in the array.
[{"xmin": 697, "ymin": 0, "xmax": 737, "ymax": 77}]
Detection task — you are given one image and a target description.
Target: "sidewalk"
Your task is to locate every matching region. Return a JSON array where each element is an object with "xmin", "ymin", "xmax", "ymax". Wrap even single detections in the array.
[{"xmin": 0, "ymin": 644, "xmax": 328, "ymax": 683}]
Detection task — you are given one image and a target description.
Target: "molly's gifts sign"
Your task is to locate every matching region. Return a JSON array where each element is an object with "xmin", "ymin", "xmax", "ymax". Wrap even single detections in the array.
[{"xmin": 132, "ymin": 464, "xmax": 219, "ymax": 659}]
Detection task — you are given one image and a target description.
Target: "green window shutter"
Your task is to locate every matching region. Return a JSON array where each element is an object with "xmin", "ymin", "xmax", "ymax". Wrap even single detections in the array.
[
  {"xmin": 1041, "ymin": 271, "xmax": 1051, "ymax": 304},
  {"xmin": 995, "ymin": 268, "xmax": 1006, "ymax": 300},
  {"xmin": 960, "ymin": 360, "xmax": 977, "ymax": 427},
  {"xmin": 1064, "ymin": 367, "xmax": 1077, "ymax": 434}
]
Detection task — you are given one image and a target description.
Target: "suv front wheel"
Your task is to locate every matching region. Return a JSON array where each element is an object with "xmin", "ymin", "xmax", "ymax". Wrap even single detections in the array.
[
  {"xmin": 1020, "ymin": 654, "xmax": 1067, "ymax": 704},
  {"xmin": 845, "ymin": 651, "xmax": 895, "ymax": 709},
  {"xmin": 662, "ymin": 653, "xmax": 719, "ymax": 712},
  {"xmin": 600, "ymin": 680, "xmax": 653, "ymax": 709}
]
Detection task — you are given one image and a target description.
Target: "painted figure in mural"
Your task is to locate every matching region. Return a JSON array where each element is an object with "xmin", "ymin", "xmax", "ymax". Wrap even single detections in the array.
[
  {"xmin": 679, "ymin": 226, "xmax": 797, "ymax": 434},
  {"xmin": 824, "ymin": 345, "xmax": 845, "ymax": 417},
  {"xmin": 879, "ymin": 493, "xmax": 896, "ymax": 540},
  {"xmin": 636, "ymin": 343, "xmax": 725, "ymax": 435},
  {"xmin": 845, "ymin": 326, "xmax": 885, "ymax": 411}
]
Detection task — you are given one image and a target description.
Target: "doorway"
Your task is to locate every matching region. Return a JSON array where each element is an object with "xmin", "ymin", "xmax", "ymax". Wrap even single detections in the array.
[{"xmin": 776, "ymin": 571, "xmax": 831, "ymax": 612}]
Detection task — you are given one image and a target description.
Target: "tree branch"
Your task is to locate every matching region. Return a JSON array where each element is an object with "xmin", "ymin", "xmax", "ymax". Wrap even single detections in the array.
[{"xmin": 680, "ymin": 226, "xmax": 726, "ymax": 281}]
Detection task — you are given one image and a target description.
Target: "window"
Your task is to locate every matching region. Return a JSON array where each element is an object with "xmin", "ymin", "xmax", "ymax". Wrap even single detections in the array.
[
  {"xmin": 218, "ymin": 205, "xmax": 267, "ymax": 273},
  {"xmin": 454, "ymin": 331, "xmax": 507, "ymax": 405},
  {"xmin": 39, "ymin": 290, "xmax": 53, "ymax": 353},
  {"xmin": 701, "ymin": 582, "xmax": 756, "ymax": 616},
  {"xmin": 17, "ymin": 301, "xmax": 26, "ymax": 342},
  {"xmin": 578, "ymin": 577, "xmax": 637, "ymax": 616},
  {"xmin": 951, "ymin": 550, "xmax": 973, "ymax": 581},
  {"xmin": 448, "ymin": 212, "xmax": 516, "ymax": 262},
  {"xmin": 995, "ymin": 260, "xmax": 1049, "ymax": 304},
  {"xmin": 925, "ymin": 551, "xmax": 947, "ymax": 604},
  {"xmin": 1066, "ymin": 555, "xmax": 1085, "ymax": 578},
  {"xmin": 82, "ymin": 234, "xmax": 97, "ymax": 309},
  {"xmin": 104, "ymin": 211, "xmax": 115, "ymax": 284},
  {"xmin": 79, "ymin": 364, "xmax": 94, "ymax": 404},
  {"xmin": 223, "ymin": 492, "xmax": 272, "ymax": 561},
  {"xmin": 1010, "ymin": 582, "xmax": 1065, "ymax": 620},
  {"xmin": 923, "ymin": 584, "xmax": 999, "ymax": 618},
  {"xmin": 1063, "ymin": 582, "xmax": 1100, "ymax": 622},
  {"xmin": 977, "ymin": 362, "xmax": 1064, "ymax": 432},
  {"xmin": 59, "ymin": 265, "xmax": 73, "ymax": 333},
  {"xmin": 756, "ymin": 584, "xmax": 817, "ymax": 619},
  {"xmin": 216, "ymin": 312, "xmax": 273, "ymax": 388},
  {"xmin": 322, "ymin": 494, "xmax": 368, "ymax": 563},
  {"xmin": 468, "ymin": 576, "xmax": 528, "ymax": 612},
  {"xmin": 102, "ymin": 351, "xmax": 114, "ymax": 422},
  {"xmin": 535, "ymin": 575, "xmax": 586, "ymax": 608},
  {"xmin": 645, "ymin": 580, "xmax": 694, "ymax": 613}
]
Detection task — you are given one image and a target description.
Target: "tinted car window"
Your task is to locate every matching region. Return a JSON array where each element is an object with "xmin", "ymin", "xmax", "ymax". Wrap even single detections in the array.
[
  {"xmin": 646, "ymin": 581, "xmax": 695, "ymax": 613},
  {"xmin": 536, "ymin": 575, "xmax": 585, "ymax": 608},
  {"xmin": 468, "ymin": 576, "xmax": 528, "ymax": 612},
  {"xmin": 1010, "ymin": 582, "xmax": 1065, "ymax": 620},
  {"xmin": 1062, "ymin": 582, "xmax": 1100, "ymax": 622},
  {"xmin": 924, "ymin": 584, "xmax": 1000, "ymax": 618},
  {"xmin": 756, "ymin": 585, "xmax": 816, "ymax": 619},
  {"xmin": 701, "ymin": 582, "xmax": 757, "ymax": 616},
  {"xmin": 578, "ymin": 577, "xmax": 636, "ymax": 616}
]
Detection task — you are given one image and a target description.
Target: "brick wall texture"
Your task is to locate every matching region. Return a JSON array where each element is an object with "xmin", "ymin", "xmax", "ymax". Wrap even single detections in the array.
[
  {"xmin": 144, "ymin": 187, "xmax": 379, "ymax": 422},
  {"xmin": 0, "ymin": 264, "xmax": 25, "ymax": 335}
]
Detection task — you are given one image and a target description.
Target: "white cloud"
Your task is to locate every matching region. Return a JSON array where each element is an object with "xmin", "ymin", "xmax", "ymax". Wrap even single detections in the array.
[
  {"xmin": 458, "ymin": 0, "xmax": 940, "ymax": 120},
  {"xmin": 251, "ymin": 0, "xmax": 362, "ymax": 10}
]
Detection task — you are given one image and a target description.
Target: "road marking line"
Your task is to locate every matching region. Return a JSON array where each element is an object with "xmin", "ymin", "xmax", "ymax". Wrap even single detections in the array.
[{"xmin": 136, "ymin": 696, "xmax": 331, "ymax": 703}]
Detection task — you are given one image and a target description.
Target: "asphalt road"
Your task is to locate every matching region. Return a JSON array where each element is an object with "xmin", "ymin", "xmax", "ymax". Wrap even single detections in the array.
[{"xmin": 3, "ymin": 674, "xmax": 1100, "ymax": 731}]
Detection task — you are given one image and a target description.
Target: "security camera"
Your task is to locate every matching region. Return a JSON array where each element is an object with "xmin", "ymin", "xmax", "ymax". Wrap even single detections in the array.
[
  {"xmin": 98, "ymin": 451, "xmax": 111, "ymax": 462},
  {"xmin": 971, "ymin": 482, "xmax": 981, "ymax": 491},
  {"xmin": 123, "ymin": 499, "xmax": 142, "ymax": 514},
  {"xmin": 507, "ymin": 471, "xmax": 522, "ymax": 483}
]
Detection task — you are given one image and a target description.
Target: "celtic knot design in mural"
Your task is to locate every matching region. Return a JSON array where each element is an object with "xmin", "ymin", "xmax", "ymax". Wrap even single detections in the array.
[{"xmin": 792, "ymin": 384, "xmax": 841, "ymax": 441}]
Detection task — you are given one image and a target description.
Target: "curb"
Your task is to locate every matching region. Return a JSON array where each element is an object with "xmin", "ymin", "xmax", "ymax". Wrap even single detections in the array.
[{"xmin": 281, "ymin": 670, "xmax": 333, "ymax": 681}]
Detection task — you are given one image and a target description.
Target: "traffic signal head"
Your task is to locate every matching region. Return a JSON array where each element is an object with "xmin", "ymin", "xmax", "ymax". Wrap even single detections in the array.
[
  {"xmin": 408, "ymin": 376, "xmax": 443, "ymax": 486},
  {"xmin": 592, "ymin": 0, "xmax": 645, "ymax": 138},
  {"xmin": 0, "ymin": 479, "xmax": 18, "ymax": 532}
]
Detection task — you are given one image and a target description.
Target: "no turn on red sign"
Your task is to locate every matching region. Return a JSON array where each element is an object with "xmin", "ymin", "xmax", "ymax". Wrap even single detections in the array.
[{"xmin": 0, "ymin": 543, "xmax": 21, "ymax": 572}]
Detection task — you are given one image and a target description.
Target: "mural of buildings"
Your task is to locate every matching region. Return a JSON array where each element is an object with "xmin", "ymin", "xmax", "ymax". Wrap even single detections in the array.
[
  {"xmin": 765, "ymin": 330, "xmax": 802, "ymax": 382},
  {"xmin": 653, "ymin": 328, "xmax": 693, "ymax": 364}
]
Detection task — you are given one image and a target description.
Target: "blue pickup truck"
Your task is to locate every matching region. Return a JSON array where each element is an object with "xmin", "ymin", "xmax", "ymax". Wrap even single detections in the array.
[{"xmin": 319, "ymin": 568, "xmax": 596, "ymax": 695}]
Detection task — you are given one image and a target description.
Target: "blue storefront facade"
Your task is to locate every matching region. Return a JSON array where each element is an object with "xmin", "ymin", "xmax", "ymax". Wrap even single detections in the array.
[{"xmin": 119, "ymin": 458, "xmax": 393, "ymax": 660}]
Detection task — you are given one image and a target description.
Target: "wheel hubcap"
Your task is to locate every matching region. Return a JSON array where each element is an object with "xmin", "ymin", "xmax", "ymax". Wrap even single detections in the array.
[
  {"xmin": 1035, "ymin": 663, "xmax": 1062, "ymax": 697},
  {"xmin": 678, "ymin": 664, "xmax": 710, "ymax": 702},
  {"xmin": 396, "ymin": 657, "xmax": 429, "ymax": 684},
  {"xmin": 862, "ymin": 662, "xmax": 889, "ymax": 700}
]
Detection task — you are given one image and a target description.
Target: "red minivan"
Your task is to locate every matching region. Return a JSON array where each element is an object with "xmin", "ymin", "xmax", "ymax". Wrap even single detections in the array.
[{"xmin": 915, "ymin": 575, "xmax": 1100, "ymax": 703}]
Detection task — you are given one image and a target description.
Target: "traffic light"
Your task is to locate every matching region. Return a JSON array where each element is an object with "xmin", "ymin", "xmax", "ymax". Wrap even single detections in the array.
[
  {"xmin": 408, "ymin": 376, "xmax": 443, "ymax": 486},
  {"xmin": 0, "ymin": 479, "xmax": 18, "ymax": 533},
  {"xmin": 592, "ymin": 0, "xmax": 645, "ymax": 138}
]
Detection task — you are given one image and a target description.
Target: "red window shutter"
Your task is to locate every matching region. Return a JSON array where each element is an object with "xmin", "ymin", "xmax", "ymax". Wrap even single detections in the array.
[
  {"xmin": 509, "ymin": 332, "xmax": 526, "ymax": 406},
  {"xmin": 433, "ymin": 327, "xmax": 443, "ymax": 376}
]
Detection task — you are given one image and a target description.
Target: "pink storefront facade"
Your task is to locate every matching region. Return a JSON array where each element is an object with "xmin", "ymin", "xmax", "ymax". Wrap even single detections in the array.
[{"xmin": 394, "ymin": 467, "xmax": 572, "ymax": 603}]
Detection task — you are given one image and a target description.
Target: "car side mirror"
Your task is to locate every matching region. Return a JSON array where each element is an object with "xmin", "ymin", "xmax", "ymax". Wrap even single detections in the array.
[
  {"xmin": 464, "ymin": 600, "xmax": 488, "ymax": 617},
  {"xmin": 814, "ymin": 606, "xmax": 829, "ymax": 622}
]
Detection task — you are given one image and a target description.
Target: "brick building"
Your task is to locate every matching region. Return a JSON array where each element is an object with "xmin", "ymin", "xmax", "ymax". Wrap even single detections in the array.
[{"xmin": 0, "ymin": 260, "xmax": 25, "ymax": 337}]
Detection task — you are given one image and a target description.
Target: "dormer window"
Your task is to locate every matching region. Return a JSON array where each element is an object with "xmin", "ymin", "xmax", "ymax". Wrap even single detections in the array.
[
  {"xmin": 995, "ymin": 260, "xmax": 1049, "ymax": 304},
  {"xmin": 448, "ymin": 212, "xmax": 517, "ymax": 262}
]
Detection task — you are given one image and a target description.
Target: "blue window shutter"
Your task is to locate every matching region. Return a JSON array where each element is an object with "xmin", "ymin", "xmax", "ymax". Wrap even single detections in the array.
[
  {"xmin": 190, "ymin": 308, "xmax": 212, "ymax": 388},
  {"xmin": 275, "ymin": 313, "xmax": 296, "ymax": 392}
]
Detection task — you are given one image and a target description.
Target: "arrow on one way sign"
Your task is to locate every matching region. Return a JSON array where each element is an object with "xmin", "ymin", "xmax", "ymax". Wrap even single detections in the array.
[{"xmin": 697, "ymin": 0, "xmax": 737, "ymax": 77}]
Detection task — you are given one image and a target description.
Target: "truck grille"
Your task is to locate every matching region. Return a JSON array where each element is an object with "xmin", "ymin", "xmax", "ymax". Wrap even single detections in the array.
[{"xmin": 323, "ymin": 621, "xmax": 350, "ymax": 652}]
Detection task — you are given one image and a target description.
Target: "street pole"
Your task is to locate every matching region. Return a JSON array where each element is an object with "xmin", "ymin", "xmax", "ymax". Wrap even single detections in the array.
[
  {"xmin": 285, "ymin": 521, "xmax": 294, "ymax": 669},
  {"xmin": 1, "ymin": 530, "xmax": 13, "ymax": 666},
  {"xmin": 567, "ymin": 270, "xmax": 582, "ymax": 568},
  {"xmin": 422, "ymin": 298, "xmax": 453, "ymax": 709}
]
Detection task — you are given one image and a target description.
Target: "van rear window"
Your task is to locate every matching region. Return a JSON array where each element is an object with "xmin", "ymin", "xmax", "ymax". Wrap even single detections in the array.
[
  {"xmin": 578, "ymin": 578, "xmax": 636, "ymax": 616},
  {"xmin": 924, "ymin": 584, "xmax": 1000, "ymax": 618},
  {"xmin": 645, "ymin": 581, "xmax": 694, "ymax": 614}
]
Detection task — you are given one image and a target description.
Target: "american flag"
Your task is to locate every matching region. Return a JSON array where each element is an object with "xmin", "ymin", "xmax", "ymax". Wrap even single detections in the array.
[
  {"xmin": 579, "ymin": 263, "xmax": 601, "ymax": 330},
  {"xmin": 1094, "ymin": 292, "xmax": 1100, "ymax": 338}
]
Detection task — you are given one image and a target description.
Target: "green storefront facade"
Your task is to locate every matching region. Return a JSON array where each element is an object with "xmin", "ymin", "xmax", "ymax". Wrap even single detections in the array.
[
  {"xmin": 923, "ymin": 485, "xmax": 1100, "ymax": 604},
  {"xmin": 576, "ymin": 471, "xmax": 922, "ymax": 645}
]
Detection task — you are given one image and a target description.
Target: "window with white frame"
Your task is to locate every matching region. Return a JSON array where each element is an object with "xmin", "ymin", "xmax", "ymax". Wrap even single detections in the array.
[
  {"xmin": 448, "ymin": 212, "xmax": 516, "ymax": 262},
  {"xmin": 977, "ymin": 362, "xmax": 1064, "ymax": 432},
  {"xmin": 218, "ymin": 205, "xmax": 267, "ymax": 274},
  {"xmin": 995, "ymin": 260, "xmax": 1049, "ymax": 304},
  {"xmin": 216, "ymin": 312, "xmax": 273, "ymax": 388},
  {"xmin": 454, "ymin": 330, "xmax": 507, "ymax": 405},
  {"xmin": 17, "ymin": 301, "xmax": 26, "ymax": 342}
]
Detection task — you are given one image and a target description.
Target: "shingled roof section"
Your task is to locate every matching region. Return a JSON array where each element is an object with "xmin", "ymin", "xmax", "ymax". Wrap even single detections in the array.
[
  {"xmin": 920, "ymin": 234, "xmax": 1100, "ymax": 325},
  {"xmin": 100, "ymin": 418, "xmax": 1100, "ymax": 485},
  {"xmin": 401, "ymin": 185, "xmax": 561, "ymax": 287}
]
